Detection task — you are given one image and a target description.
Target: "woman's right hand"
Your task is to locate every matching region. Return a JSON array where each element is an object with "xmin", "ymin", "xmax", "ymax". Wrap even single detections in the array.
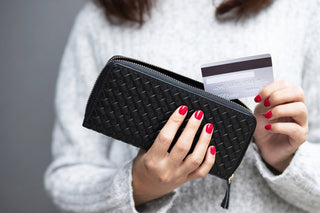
[{"xmin": 132, "ymin": 106, "xmax": 216, "ymax": 206}]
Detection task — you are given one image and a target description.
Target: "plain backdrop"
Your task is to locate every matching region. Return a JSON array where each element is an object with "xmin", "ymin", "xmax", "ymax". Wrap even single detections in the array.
[{"xmin": 0, "ymin": 0, "xmax": 87, "ymax": 212}]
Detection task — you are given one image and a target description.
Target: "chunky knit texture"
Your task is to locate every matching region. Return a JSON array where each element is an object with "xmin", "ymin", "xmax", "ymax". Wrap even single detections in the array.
[{"xmin": 45, "ymin": 0, "xmax": 320, "ymax": 212}]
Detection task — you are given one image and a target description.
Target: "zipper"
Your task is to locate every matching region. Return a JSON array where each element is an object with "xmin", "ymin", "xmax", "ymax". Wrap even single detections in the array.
[
  {"xmin": 111, "ymin": 56, "xmax": 252, "ymax": 113},
  {"xmin": 221, "ymin": 173, "xmax": 234, "ymax": 209},
  {"xmin": 228, "ymin": 174, "xmax": 234, "ymax": 184},
  {"xmin": 86, "ymin": 55, "xmax": 253, "ymax": 115}
]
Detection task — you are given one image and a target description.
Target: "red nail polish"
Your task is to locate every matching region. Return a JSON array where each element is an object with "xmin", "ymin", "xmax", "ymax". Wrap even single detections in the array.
[
  {"xmin": 210, "ymin": 146, "xmax": 216, "ymax": 155},
  {"xmin": 264, "ymin": 98, "xmax": 270, "ymax": 107},
  {"xmin": 194, "ymin": 110, "xmax": 203, "ymax": 120},
  {"xmin": 264, "ymin": 110, "xmax": 272, "ymax": 119},
  {"xmin": 265, "ymin": 124, "xmax": 272, "ymax": 130},
  {"xmin": 178, "ymin": 105, "xmax": 188, "ymax": 115},
  {"xmin": 206, "ymin": 124, "xmax": 214, "ymax": 134},
  {"xmin": 254, "ymin": 94, "xmax": 262, "ymax": 102}
]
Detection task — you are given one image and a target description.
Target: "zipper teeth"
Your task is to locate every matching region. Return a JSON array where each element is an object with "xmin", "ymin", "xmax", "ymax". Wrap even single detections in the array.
[
  {"xmin": 107, "ymin": 56, "xmax": 252, "ymax": 113},
  {"xmin": 86, "ymin": 56, "xmax": 252, "ymax": 117}
]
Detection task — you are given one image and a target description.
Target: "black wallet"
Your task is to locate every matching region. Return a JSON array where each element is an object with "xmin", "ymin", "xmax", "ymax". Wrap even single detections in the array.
[{"xmin": 82, "ymin": 56, "xmax": 257, "ymax": 208}]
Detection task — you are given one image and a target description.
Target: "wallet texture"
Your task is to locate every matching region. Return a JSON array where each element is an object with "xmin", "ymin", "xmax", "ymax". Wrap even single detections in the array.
[{"xmin": 83, "ymin": 56, "xmax": 257, "ymax": 180}]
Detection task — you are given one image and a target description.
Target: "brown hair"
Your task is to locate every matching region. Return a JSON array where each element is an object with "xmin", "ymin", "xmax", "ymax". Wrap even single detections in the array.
[{"xmin": 96, "ymin": 0, "xmax": 273, "ymax": 25}]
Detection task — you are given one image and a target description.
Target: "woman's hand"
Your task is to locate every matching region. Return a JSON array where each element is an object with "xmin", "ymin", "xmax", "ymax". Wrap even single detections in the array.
[
  {"xmin": 253, "ymin": 81, "xmax": 308, "ymax": 173},
  {"xmin": 132, "ymin": 106, "xmax": 216, "ymax": 206}
]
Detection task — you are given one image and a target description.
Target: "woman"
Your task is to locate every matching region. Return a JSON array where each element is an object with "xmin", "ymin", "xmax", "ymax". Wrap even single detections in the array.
[{"xmin": 45, "ymin": 0, "xmax": 320, "ymax": 212}]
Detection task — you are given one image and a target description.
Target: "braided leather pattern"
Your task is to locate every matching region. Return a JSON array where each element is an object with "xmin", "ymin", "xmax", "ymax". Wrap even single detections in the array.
[{"xmin": 83, "ymin": 63, "xmax": 256, "ymax": 180}]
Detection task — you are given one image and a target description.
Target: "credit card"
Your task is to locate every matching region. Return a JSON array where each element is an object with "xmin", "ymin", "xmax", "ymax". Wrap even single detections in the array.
[{"xmin": 201, "ymin": 54, "xmax": 274, "ymax": 100}]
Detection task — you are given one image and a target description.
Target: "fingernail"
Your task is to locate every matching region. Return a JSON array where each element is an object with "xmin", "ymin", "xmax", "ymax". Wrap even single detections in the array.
[
  {"xmin": 264, "ymin": 98, "xmax": 270, "ymax": 107},
  {"xmin": 206, "ymin": 124, "xmax": 214, "ymax": 134},
  {"xmin": 265, "ymin": 124, "xmax": 272, "ymax": 130},
  {"xmin": 194, "ymin": 110, "xmax": 203, "ymax": 120},
  {"xmin": 210, "ymin": 146, "xmax": 216, "ymax": 155},
  {"xmin": 254, "ymin": 94, "xmax": 262, "ymax": 102},
  {"xmin": 264, "ymin": 110, "xmax": 272, "ymax": 119},
  {"xmin": 178, "ymin": 105, "xmax": 188, "ymax": 115}
]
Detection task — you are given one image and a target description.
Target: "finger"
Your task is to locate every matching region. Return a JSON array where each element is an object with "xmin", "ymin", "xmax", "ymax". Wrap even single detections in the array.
[
  {"xmin": 265, "ymin": 122, "xmax": 308, "ymax": 147},
  {"xmin": 180, "ymin": 123, "xmax": 214, "ymax": 173},
  {"xmin": 254, "ymin": 80, "xmax": 289, "ymax": 106},
  {"xmin": 187, "ymin": 146, "xmax": 216, "ymax": 180},
  {"xmin": 169, "ymin": 110, "xmax": 203, "ymax": 164},
  {"xmin": 254, "ymin": 86, "xmax": 305, "ymax": 115},
  {"xmin": 148, "ymin": 105, "xmax": 188, "ymax": 158},
  {"xmin": 265, "ymin": 86, "xmax": 305, "ymax": 109},
  {"xmin": 264, "ymin": 102, "xmax": 308, "ymax": 126}
]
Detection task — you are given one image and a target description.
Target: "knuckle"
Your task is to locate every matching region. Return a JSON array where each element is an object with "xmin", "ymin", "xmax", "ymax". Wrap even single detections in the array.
[
  {"xmin": 158, "ymin": 131, "xmax": 173, "ymax": 144},
  {"xmin": 295, "ymin": 86, "xmax": 305, "ymax": 97},
  {"xmin": 271, "ymin": 91, "xmax": 283, "ymax": 104},
  {"xmin": 175, "ymin": 144, "xmax": 188, "ymax": 153},
  {"xmin": 171, "ymin": 114, "xmax": 184, "ymax": 123},
  {"xmin": 296, "ymin": 102, "xmax": 307, "ymax": 115},
  {"xmin": 259, "ymin": 87, "xmax": 268, "ymax": 97},
  {"xmin": 197, "ymin": 170, "xmax": 208, "ymax": 178},
  {"xmin": 272, "ymin": 107, "xmax": 281, "ymax": 117},
  {"xmin": 143, "ymin": 156, "xmax": 155, "ymax": 171},
  {"xmin": 188, "ymin": 120, "xmax": 200, "ymax": 130},
  {"xmin": 293, "ymin": 124, "xmax": 301, "ymax": 134},
  {"xmin": 270, "ymin": 94, "xmax": 278, "ymax": 103},
  {"xmin": 190, "ymin": 156, "xmax": 203, "ymax": 167},
  {"xmin": 158, "ymin": 173, "xmax": 172, "ymax": 183},
  {"xmin": 279, "ymin": 80, "xmax": 289, "ymax": 87},
  {"xmin": 272, "ymin": 123, "xmax": 280, "ymax": 131}
]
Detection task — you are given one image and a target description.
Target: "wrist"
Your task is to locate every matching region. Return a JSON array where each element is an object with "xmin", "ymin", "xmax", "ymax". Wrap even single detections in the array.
[
  {"xmin": 264, "ymin": 153, "xmax": 294, "ymax": 174},
  {"xmin": 132, "ymin": 159, "xmax": 152, "ymax": 205},
  {"xmin": 132, "ymin": 158, "xmax": 165, "ymax": 206}
]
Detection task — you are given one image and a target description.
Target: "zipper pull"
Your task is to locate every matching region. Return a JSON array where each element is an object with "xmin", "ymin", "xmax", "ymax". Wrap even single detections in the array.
[{"xmin": 221, "ymin": 174, "xmax": 234, "ymax": 209}]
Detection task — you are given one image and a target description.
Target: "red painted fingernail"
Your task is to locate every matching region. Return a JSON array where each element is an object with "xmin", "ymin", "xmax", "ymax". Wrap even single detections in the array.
[
  {"xmin": 265, "ymin": 124, "xmax": 272, "ymax": 130},
  {"xmin": 254, "ymin": 94, "xmax": 262, "ymax": 102},
  {"xmin": 178, "ymin": 105, "xmax": 188, "ymax": 115},
  {"xmin": 206, "ymin": 124, "xmax": 214, "ymax": 134},
  {"xmin": 264, "ymin": 110, "xmax": 272, "ymax": 119},
  {"xmin": 264, "ymin": 98, "xmax": 270, "ymax": 107},
  {"xmin": 210, "ymin": 146, "xmax": 216, "ymax": 155},
  {"xmin": 194, "ymin": 110, "xmax": 203, "ymax": 120}
]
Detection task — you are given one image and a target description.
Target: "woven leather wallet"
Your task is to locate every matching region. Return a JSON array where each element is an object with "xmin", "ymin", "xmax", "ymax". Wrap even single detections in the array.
[{"xmin": 83, "ymin": 55, "xmax": 256, "ymax": 182}]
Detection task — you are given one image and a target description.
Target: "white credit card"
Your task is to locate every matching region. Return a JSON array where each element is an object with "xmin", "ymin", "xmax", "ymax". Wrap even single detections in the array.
[{"xmin": 201, "ymin": 54, "xmax": 274, "ymax": 100}]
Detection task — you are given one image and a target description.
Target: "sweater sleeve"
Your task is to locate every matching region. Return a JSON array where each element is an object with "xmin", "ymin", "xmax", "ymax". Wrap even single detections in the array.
[
  {"xmin": 44, "ymin": 4, "xmax": 177, "ymax": 212},
  {"xmin": 252, "ymin": 2, "xmax": 320, "ymax": 212}
]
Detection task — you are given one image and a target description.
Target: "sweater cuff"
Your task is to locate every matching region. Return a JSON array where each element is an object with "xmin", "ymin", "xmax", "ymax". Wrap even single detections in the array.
[
  {"xmin": 251, "ymin": 141, "xmax": 320, "ymax": 211},
  {"xmin": 101, "ymin": 160, "xmax": 138, "ymax": 213},
  {"xmin": 251, "ymin": 142, "xmax": 301, "ymax": 181},
  {"xmin": 136, "ymin": 191, "xmax": 178, "ymax": 213}
]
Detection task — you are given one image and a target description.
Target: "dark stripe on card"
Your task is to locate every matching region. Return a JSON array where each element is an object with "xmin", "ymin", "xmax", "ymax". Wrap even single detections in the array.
[{"xmin": 201, "ymin": 57, "xmax": 272, "ymax": 77}]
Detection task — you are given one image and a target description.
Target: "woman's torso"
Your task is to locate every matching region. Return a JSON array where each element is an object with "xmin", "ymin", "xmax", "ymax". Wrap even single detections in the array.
[{"xmin": 83, "ymin": 0, "xmax": 314, "ymax": 211}]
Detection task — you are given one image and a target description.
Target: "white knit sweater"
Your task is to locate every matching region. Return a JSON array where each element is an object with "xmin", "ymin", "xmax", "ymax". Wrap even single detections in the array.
[{"xmin": 44, "ymin": 0, "xmax": 320, "ymax": 212}]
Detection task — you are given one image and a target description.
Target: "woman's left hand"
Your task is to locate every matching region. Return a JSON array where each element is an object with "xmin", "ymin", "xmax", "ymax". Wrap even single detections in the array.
[{"xmin": 253, "ymin": 80, "xmax": 308, "ymax": 173}]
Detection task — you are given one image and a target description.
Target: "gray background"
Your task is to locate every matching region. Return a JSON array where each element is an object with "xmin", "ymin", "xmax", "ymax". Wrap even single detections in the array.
[{"xmin": 0, "ymin": 0, "xmax": 86, "ymax": 212}]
